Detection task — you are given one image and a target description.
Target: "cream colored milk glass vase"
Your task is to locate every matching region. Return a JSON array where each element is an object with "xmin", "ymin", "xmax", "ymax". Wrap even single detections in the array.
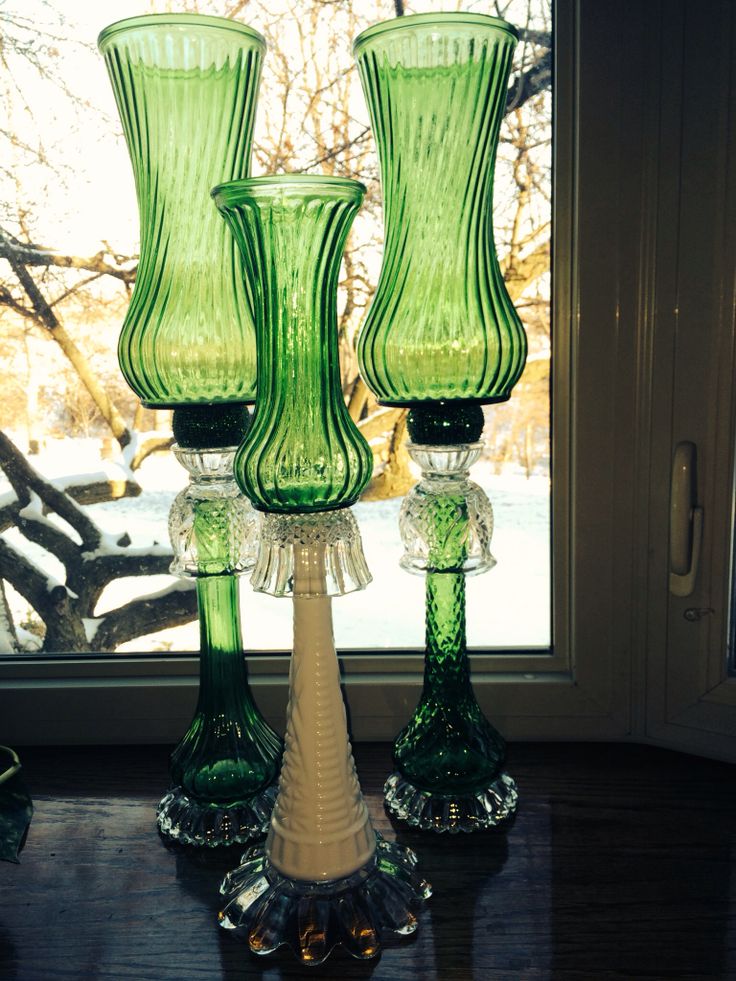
[
  {"xmin": 212, "ymin": 175, "xmax": 431, "ymax": 965},
  {"xmin": 354, "ymin": 13, "xmax": 525, "ymax": 832},
  {"xmin": 98, "ymin": 14, "xmax": 282, "ymax": 846}
]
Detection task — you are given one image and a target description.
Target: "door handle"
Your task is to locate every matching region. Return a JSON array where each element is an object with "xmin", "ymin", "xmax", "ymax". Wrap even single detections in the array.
[{"xmin": 669, "ymin": 441, "xmax": 703, "ymax": 597}]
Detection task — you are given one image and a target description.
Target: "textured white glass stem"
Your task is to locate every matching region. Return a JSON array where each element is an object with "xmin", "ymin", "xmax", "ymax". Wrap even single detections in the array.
[{"xmin": 266, "ymin": 543, "xmax": 376, "ymax": 881}]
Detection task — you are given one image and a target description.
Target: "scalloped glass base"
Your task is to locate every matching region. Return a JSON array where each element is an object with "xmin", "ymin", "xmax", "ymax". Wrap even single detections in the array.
[
  {"xmin": 218, "ymin": 834, "xmax": 431, "ymax": 965},
  {"xmin": 384, "ymin": 771, "xmax": 518, "ymax": 833},
  {"xmin": 156, "ymin": 781, "xmax": 278, "ymax": 847}
]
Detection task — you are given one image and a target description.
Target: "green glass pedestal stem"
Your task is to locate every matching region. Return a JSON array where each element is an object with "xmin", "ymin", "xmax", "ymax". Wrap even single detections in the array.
[
  {"xmin": 394, "ymin": 570, "xmax": 506, "ymax": 797},
  {"xmin": 158, "ymin": 438, "xmax": 282, "ymax": 847},
  {"xmin": 385, "ymin": 416, "xmax": 518, "ymax": 832},
  {"xmin": 170, "ymin": 575, "xmax": 281, "ymax": 803}
]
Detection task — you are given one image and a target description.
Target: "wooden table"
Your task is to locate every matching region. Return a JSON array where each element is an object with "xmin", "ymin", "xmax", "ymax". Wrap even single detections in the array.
[{"xmin": 1, "ymin": 742, "xmax": 735, "ymax": 980}]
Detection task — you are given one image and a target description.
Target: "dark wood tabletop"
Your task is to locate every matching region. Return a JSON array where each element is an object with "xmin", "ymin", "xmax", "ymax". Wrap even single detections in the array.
[{"xmin": 0, "ymin": 741, "xmax": 735, "ymax": 981}]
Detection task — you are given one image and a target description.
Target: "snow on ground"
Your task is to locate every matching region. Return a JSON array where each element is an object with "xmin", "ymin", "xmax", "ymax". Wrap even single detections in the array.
[{"xmin": 1, "ymin": 439, "xmax": 551, "ymax": 653}]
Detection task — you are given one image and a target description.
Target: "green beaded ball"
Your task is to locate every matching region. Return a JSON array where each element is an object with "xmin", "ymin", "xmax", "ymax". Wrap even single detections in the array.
[
  {"xmin": 172, "ymin": 404, "xmax": 251, "ymax": 450},
  {"xmin": 407, "ymin": 402, "xmax": 485, "ymax": 445}
]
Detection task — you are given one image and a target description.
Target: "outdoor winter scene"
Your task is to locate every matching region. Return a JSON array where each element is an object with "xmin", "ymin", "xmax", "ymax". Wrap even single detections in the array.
[{"xmin": 0, "ymin": 0, "xmax": 552, "ymax": 656}]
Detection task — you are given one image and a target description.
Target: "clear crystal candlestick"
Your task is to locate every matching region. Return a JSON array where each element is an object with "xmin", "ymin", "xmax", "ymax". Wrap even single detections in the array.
[
  {"xmin": 384, "ymin": 406, "xmax": 517, "ymax": 832},
  {"xmin": 158, "ymin": 419, "xmax": 283, "ymax": 847},
  {"xmin": 213, "ymin": 175, "xmax": 431, "ymax": 964}
]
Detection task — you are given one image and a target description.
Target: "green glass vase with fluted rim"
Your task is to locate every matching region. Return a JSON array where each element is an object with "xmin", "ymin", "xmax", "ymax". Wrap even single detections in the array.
[
  {"xmin": 213, "ymin": 175, "xmax": 374, "ymax": 513},
  {"xmin": 354, "ymin": 12, "xmax": 527, "ymax": 407},
  {"xmin": 98, "ymin": 13, "xmax": 264, "ymax": 408}
]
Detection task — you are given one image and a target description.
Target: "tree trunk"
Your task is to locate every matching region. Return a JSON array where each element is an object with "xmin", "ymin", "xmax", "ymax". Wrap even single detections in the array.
[{"xmin": 7, "ymin": 257, "xmax": 131, "ymax": 449}]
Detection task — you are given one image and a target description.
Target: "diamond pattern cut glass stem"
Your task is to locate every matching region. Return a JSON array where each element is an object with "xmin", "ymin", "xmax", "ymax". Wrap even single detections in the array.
[
  {"xmin": 387, "ymin": 430, "xmax": 518, "ymax": 831},
  {"xmin": 394, "ymin": 489, "xmax": 506, "ymax": 797}
]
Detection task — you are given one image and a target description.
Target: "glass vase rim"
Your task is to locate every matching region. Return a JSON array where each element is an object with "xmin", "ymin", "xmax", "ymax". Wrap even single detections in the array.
[
  {"xmin": 97, "ymin": 13, "xmax": 266, "ymax": 53},
  {"xmin": 352, "ymin": 12, "xmax": 519, "ymax": 56},
  {"xmin": 212, "ymin": 174, "xmax": 367, "ymax": 207}
]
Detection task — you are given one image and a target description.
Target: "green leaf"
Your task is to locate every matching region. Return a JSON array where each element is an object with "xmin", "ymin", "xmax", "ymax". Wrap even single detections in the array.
[{"xmin": 0, "ymin": 748, "xmax": 33, "ymax": 864}]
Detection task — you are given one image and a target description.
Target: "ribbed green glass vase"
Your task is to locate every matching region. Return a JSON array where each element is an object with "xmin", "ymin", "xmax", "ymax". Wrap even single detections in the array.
[
  {"xmin": 354, "ymin": 13, "xmax": 527, "ymax": 406},
  {"xmin": 98, "ymin": 14, "xmax": 264, "ymax": 407},
  {"xmin": 213, "ymin": 176, "xmax": 374, "ymax": 513}
]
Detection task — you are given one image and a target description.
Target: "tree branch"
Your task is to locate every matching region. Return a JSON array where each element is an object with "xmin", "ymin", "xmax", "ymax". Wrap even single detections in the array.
[
  {"xmin": 74, "ymin": 548, "xmax": 177, "ymax": 614},
  {"xmin": 0, "ymin": 228, "xmax": 136, "ymax": 284},
  {"xmin": 92, "ymin": 584, "xmax": 197, "ymax": 652},
  {"xmin": 506, "ymin": 50, "xmax": 552, "ymax": 114},
  {"xmin": 0, "ymin": 537, "xmax": 54, "ymax": 614},
  {"xmin": 1, "ymin": 248, "xmax": 132, "ymax": 448},
  {"xmin": 0, "ymin": 430, "xmax": 101, "ymax": 549}
]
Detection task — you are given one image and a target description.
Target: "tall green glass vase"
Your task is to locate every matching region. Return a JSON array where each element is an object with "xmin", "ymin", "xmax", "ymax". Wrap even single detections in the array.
[
  {"xmin": 354, "ymin": 13, "xmax": 526, "ymax": 407},
  {"xmin": 212, "ymin": 176, "xmax": 430, "ymax": 965},
  {"xmin": 99, "ymin": 13, "xmax": 262, "ymax": 407},
  {"xmin": 215, "ymin": 176, "xmax": 374, "ymax": 513},
  {"xmin": 354, "ymin": 14, "xmax": 524, "ymax": 831},
  {"xmin": 99, "ymin": 15, "xmax": 282, "ymax": 846}
]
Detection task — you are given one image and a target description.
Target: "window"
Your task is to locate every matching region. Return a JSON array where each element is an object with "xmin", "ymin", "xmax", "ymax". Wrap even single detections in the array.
[
  {"xmin": 4, "ymin": 0, "xmax": 735, "ymax": 760},
  {"xmin": 0, "ymin": 0, "xmax": 552, "ymax": 659}
]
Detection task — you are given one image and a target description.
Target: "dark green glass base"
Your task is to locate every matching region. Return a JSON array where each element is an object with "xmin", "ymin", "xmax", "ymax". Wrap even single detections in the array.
[
  {"xmin": 156, "ymin": 780, "xmax": 278, "ymax": 847},
  {"xmin": 172, "ymin": 404, "xmax": 251, "ymax": 448},
  {"xmin": 219, "ymin": 833, "xmax": 431, "ymax": 965},
  {"xmin": 391, "ymin": 710, "xmax": 508, "ymax": 796},
  {"xmin": 384, "ymin": 770, "xmax": 517, "ymax": 833}
]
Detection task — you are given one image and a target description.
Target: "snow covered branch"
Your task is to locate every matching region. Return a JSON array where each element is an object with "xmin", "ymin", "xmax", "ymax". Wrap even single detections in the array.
[{"xmin": 0, "ymin": 430, "xmax": 196, "ymax": 653}]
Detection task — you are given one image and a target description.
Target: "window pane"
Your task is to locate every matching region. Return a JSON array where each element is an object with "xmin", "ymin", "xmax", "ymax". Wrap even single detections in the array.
[{"xmin": 0, "ymin": 0, "xmax": 551, "ymax": 656}]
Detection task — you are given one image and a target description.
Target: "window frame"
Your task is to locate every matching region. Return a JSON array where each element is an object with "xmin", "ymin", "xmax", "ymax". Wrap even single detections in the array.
[
  {"xmin": 640, "ymin": 0, "xmax": 736, "ymax": 761},
  {"xmin": 1, "ymin": 0, "xmax": 656, "ymax": 747}
]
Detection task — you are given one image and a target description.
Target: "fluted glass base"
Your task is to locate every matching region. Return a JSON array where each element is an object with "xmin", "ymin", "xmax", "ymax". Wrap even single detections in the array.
[
  {"xmin": 218, "ymin": 833, "xmax": 431, "ymax": 965},
  {"xmin": 157, "ymin": 780, "xmax": 278, "ymax": 848},
  {"xmin": 384, "ymin": 771, "xmax": 518, "ymax": 833},
  {"xmin": 252, "ymin": 509, "xmax": 371, "ymax": 597}
]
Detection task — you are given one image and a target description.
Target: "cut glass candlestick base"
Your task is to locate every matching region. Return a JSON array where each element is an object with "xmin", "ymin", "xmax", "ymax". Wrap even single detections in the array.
[
  {"xmin": 384, "ymin": 770, "xmax": 518, "ymax": 833},
  {"xmin": 218, "ymin": 833, "xmax": 431, "ymax": 965},
  {"xmin": 157, "ymin": 781, "xmax": 278, "ymax": 848}
]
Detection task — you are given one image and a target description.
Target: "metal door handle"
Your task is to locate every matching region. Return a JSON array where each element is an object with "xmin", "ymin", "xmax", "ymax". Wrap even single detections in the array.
[{"xmin": 669, "ymin": 441, "xmax": 703, "ymax": 598}]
